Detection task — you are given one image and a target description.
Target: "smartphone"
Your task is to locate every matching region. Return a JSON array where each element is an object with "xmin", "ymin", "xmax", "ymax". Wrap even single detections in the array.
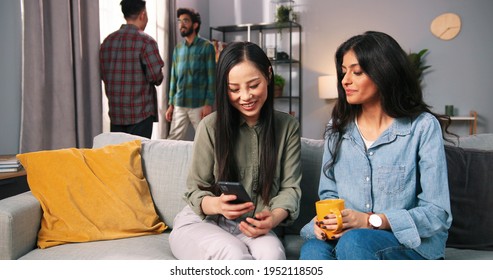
[{"xmin": 217, "ymin": 181, "xmax": 252, "ymax": 204}]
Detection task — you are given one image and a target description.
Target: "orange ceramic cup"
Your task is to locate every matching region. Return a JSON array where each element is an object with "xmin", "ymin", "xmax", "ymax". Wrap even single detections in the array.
[{"xmin": 315, "ymin": 199, "xmax": 345, "ymax": 240}]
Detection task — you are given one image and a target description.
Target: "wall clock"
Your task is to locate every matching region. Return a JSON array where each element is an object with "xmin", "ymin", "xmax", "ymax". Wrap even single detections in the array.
[{"xmin": 430, "ymin": 13, "xmax": 462, "ymax": 40}]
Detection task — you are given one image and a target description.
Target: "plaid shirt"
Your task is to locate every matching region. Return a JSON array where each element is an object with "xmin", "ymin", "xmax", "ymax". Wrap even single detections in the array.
[
  {"xmin": 168, "ymin": 36, "xmax": 215, "ymax": 108},
  {"xmin": 100, "ymin": 24, "xmax": 164, "ymax": 125}
]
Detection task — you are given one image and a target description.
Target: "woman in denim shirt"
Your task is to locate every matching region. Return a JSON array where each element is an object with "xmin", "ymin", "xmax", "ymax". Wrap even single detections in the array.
[{"xmin": 300, "ymin": 31, "xmax": 453, "ymax": 260}]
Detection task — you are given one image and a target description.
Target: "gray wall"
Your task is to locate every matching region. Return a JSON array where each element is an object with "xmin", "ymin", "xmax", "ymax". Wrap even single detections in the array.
[
  {"xmin": 1, "ymin": 0, "xmax": 492, "ymax": 154},
  {"xmin": 207, "ymin": 0, "xmax": 493, "ymax": 139},
  {"xmin": 0, "ymin": 0, "xmax": 22, "ymax": 154}
]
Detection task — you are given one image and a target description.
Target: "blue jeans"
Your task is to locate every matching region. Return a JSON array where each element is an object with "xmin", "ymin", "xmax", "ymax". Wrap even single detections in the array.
[{"xmin": 299, "ymin": 229, "xmax": 426, "ymax": 260}]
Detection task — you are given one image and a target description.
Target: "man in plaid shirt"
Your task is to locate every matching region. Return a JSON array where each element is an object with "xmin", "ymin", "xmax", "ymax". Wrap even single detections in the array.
[
  {"xmin": 165, "ymin": 7, "xmax": 215, "ymax": 140},
  {"xmin": 100, "ymin": 0, "xmax": 164, "ymax": 138}
]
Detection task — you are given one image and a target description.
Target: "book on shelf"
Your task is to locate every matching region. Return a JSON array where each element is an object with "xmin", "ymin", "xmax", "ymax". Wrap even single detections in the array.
[
  {"xmin": 0, "ymin": 166, "xmax": 23, "ymax": 173},
  {"xmin": 0, "ymin": 164, "xmax": 21, "ymax": 168},
  {"xmin": 0, "ymin": 155, "xmax": 22, "ymax": 172},
  {"xmin": 0, "ymin": 155, "xmax": 20, "ymax": 165}
]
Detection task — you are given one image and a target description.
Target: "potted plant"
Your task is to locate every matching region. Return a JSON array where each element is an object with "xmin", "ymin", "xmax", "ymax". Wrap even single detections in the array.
[
  {"xmin": 274, "ymin": 74, "xmax": 285, "ymax": 97},
  {"xmin": 408, "ymin": 49, "xmax": 430, "ymax": 86},
  {"xmin": 275, "ymin": 5, "xmax": 292, "ymax": 23}
]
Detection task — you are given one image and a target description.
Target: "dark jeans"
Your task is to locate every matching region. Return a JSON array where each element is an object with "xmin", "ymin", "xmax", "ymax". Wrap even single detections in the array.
[
  {"xmin": 110, "ymin": 116, "xmax": 154, "ymax": 138},
  {"xmin": 300, "ymin": 229, "xmax": 426, "ymax": 260}
]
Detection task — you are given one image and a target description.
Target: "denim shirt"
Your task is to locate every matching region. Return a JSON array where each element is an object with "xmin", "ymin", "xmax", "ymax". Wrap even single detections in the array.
[{"xmin": 301, "ymin": 112, "xmax": 452, "ymax": 259}]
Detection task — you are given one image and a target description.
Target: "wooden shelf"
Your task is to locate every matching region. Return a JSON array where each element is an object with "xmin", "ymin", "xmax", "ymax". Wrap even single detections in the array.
[
  {"xmin": 449, "ymin": 110, "xmax": 477, "ymax": 135},
  {"xmin": 0, "ymin": 169, "xmax": 26, "ymax": 180}
]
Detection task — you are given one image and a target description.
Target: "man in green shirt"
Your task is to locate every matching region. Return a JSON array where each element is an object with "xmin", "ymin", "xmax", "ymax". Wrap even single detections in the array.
[{"xmin": 165, "ymin": 8, "xmax": 215, "ymax": 140}]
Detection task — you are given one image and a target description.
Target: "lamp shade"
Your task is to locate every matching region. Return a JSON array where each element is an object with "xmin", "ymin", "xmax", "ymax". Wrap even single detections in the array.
[{"xmin": 318, "ymin": 75, "xmax": 338, "ymax": 99}]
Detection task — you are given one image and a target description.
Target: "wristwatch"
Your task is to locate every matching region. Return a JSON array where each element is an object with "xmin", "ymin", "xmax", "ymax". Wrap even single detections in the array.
[{"xmin": 368, "ymin": 213, "xmax": 383, "ymax": 229}]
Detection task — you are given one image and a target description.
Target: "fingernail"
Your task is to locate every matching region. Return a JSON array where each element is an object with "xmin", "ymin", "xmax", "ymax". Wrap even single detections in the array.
[{"xmin": 324, "ymin": 216, "xmax": 329, "ymax": 219}]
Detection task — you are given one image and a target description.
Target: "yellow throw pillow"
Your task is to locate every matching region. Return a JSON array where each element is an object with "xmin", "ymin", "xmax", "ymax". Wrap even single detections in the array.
[{"xmin": 17, "ymin": 140, "xmax": 167, "ymax": 249}]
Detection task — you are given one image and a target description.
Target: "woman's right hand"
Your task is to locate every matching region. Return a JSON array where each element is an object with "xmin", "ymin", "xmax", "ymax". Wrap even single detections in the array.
[
  {"xmin": 201, "ymin": 194, "xmax": 255, "ymax": 220},
  {"xmin": 312, "ymin": 217, "xmax": 329, "ymax": 241}
]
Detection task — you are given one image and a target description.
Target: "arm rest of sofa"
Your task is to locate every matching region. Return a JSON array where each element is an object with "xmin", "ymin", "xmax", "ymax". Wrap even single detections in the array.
[{"xmin": 0, "ymin": 192, "xmax": 41, "ymax": 259}]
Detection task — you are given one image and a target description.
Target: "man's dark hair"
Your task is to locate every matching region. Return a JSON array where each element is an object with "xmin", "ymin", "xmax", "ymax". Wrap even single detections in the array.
[
  {"xmin": 120, "ymin": 0, "xmax": 146, "ymax": 20},
  {"xmin": 177, "ymin": 8, "xmax": 201, "ymax": 34}
]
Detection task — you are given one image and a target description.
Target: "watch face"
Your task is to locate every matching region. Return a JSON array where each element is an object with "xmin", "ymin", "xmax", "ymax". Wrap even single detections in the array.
[{"xmin": 369, "ymin": 214, "xmax": 383, "ymax": 227}]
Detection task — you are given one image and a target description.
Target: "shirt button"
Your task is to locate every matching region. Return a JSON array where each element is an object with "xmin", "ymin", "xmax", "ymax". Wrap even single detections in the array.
[
  {"xmin": 366, "ymin": 176, "xmax": 370, "ymax": 181},
  {"xmin": 366, "ymin": 204, "xmax": 370, "ymax": 209},
  {"xmin": 369, "ymin": 151, "xmax": 374, "ymax": 156}
]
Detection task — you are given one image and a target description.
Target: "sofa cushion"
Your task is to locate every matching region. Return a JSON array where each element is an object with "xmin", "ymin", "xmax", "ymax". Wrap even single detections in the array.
[
  {"xmin": 446, "ymin": 133, "xmax": 493, "ymax": 150},
  {"xmin": 445, "ymin": 145, "xmax": 493, "ymax": 250},
  {"xmin": 19, "ymin": 233, "xmax": 175, "ymax": 260},
  {"xmin": 93, "ymin": 133, "xmax": 193, "ymax": 228},
  {"xmin": 17, "ymin": 140, "xmax": 166, "ymax": 249}
]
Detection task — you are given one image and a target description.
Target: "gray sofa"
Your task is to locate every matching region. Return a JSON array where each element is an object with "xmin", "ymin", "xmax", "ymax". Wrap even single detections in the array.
[{"xmin": 0, "ymin": 132, "xmax": 492, "ymax": 260}]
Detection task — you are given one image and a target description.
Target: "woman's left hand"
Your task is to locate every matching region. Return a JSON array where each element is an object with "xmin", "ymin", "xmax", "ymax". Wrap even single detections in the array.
[
  {"xmin": 341, "ymin": 209, "xmax": 371, "ymax": 229},
  {"xmin": 325, "ymin": 209, "xmax": 373, "ymax": 239},
  {"xmin": 239, "ymin": 208, "xmax": 288, "ymax": 238}
]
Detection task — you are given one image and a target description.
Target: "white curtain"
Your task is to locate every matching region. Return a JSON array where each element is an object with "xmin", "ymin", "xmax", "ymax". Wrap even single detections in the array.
[
  {"xmin": 20, "ymin": 0, "xmax": 102, "ymax": 153},
  {"xmin": 99, "ymin": 0, "xmax": 176, "ymax": 139}
]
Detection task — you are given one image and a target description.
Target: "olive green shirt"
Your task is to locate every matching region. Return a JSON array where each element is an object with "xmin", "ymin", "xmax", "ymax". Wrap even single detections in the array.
[{"xmin": 184, "ymin": 110, "xmax": 302, "ymax": 225}]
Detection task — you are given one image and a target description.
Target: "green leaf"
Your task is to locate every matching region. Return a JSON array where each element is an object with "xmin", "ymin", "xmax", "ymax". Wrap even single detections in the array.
[{"xmin": 408, "ymin": 48, "xmax": 431, "ymax": 86}]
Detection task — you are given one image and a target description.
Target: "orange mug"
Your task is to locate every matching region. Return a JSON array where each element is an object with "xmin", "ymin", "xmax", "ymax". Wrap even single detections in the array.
[{"xmin": 315, "ymin": 199, "xmax": 345, "ymax": 240}]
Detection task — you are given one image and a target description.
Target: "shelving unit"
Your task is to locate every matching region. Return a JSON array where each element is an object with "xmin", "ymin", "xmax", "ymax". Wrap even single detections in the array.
[
  {"xmin": 450, "ymin": 110, "xmax": 478, "ymax": 135},
  {"xmin": 210, "ymin": 21, "xmax": 302, "ymax": 125}
]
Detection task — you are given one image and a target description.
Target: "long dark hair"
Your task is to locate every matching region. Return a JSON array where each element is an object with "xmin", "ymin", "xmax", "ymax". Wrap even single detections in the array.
[
  {"xmin": 214, "ymin": 41, "xmax": 277, "ymax": 204},
  {"xmin": 325, "ymin": 31, "xmax": 453, "ymax": 174}
]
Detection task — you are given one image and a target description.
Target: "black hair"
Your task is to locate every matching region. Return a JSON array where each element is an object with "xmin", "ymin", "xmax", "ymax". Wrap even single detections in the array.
[
  {"xmin": 214, "ymin": 41, "xmax": 277, "ymax": 204},
  {"xmin": 325, "ymin": 31, "xmax": 453, "ymax": 175},
  {"xmin": 120, "ymin": 0, "xmax": 146, "ymax": 20}
]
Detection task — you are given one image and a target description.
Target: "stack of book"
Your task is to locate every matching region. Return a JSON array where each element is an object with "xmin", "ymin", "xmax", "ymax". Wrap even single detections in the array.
[{"xmin": 0, "ymin": 155, "xmax": 23, "ymax": 173}]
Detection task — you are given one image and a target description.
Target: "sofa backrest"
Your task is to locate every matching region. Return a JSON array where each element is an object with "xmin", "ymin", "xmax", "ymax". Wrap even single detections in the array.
[
  {"xmin": 446, "ymin": 133, "xmax": 493, "ymax": 150},
  {"xmin": 444, "ymin": 133, "xmax": 493, "ymax": 250},
  {"xmin": 93, "ymin": 132, "xmax": 193, "ymax": 228},
  {"xmin": 94, "ymin": 132, "xmax": 493, "ymax": 248},
  {"xmin": 93, "ymin": 132, "xmax": 325, "ymax": 232}
]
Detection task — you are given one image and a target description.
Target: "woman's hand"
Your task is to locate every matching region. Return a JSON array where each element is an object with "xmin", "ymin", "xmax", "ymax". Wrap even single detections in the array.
[
  {"xmin": 201, "ymin": 194, "xmax": 254, "ymax": 220},
  {"xmin": 315, "ymin": 209, "xmax": 377, "ymax": 240},
  {"xmin": 239, "ymin": 208, "xmax": 288, "ymax": 238},
  {"xmin": 311, "ymin": 217, "xmax": 328, "ymax": 241}
]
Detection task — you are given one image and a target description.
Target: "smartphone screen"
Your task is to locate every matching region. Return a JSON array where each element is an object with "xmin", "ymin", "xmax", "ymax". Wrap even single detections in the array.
[{"xmin": 217, "ymin": 181, "xmax": 252, "ymax": 204}]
